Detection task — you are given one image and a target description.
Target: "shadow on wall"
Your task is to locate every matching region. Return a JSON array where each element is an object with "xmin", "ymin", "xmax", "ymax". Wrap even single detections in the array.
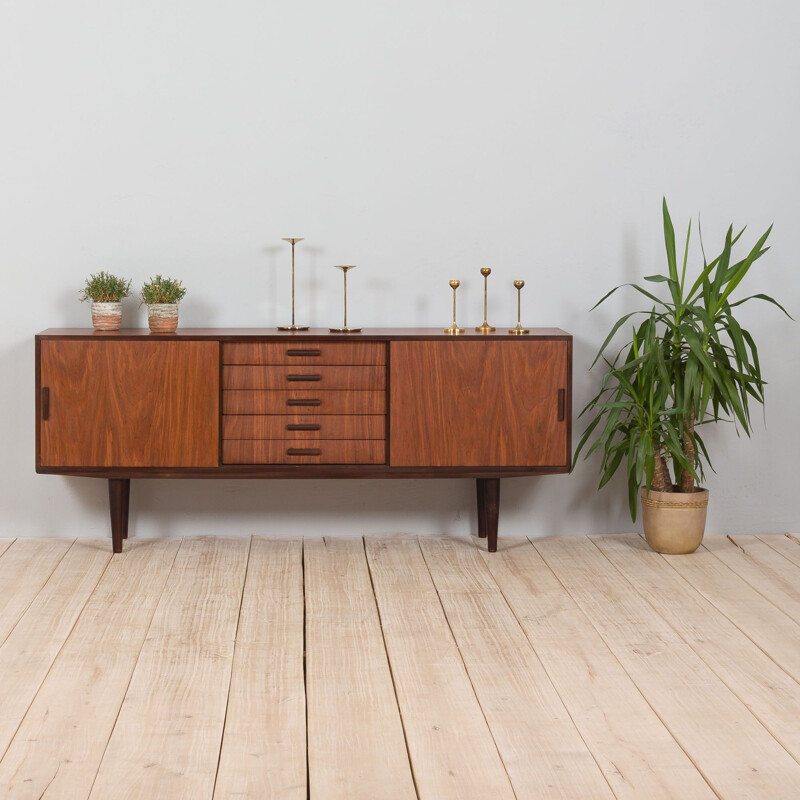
[{"xmin": 56, "ymin": 477, "xmax": 481, "ymax": 539}]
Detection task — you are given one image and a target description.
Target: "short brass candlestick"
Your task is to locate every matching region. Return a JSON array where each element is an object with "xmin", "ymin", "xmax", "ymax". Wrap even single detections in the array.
[
  {"xmin": 278, "ymin": 238, "xmax": 309, "ymax": 331},
  {"xmin": 509, "ymin": 279, "xmax": 530, "ymax": 334},
  {"xmin": 444, "ymin": 280, "xmax": 465, "ymax": 334},
  {"xmin": 475, "ymin": 267, "xmax": 496, "ymax": 333},
  {"xmin": 329, "ymin": 265, "xmax": 361, "ymax": 333}
]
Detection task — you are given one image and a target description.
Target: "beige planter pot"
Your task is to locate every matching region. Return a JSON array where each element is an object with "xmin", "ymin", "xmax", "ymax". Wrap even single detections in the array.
[
  {"xmin": 91, "ymin": 302, "xmax": 122, "ymax": 331},
  {"xmin": 147, "ymin": 303, "xmax": 179, "ymax": 333},
  {"xmin": 641, "ymin": 486, "xmax": 709, "ymax": 554}
]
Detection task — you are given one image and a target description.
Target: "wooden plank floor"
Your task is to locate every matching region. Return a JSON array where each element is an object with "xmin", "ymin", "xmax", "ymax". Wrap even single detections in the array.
[{"xmin": 0, "ymin": 534, "xmax": 799, "ymax": 799}]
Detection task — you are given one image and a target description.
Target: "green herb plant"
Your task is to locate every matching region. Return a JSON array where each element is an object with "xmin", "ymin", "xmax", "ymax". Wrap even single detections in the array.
[
  {"xmin": 140, "ymin": 275, "xmax": 187, "ymax": 305},
  {"xmin": 573, "ymin": 198, "xmax": 789, "ymax": 520},
  {"xmin": 79, "ymin": 271, "xmax": 132, "ymax": 303}
]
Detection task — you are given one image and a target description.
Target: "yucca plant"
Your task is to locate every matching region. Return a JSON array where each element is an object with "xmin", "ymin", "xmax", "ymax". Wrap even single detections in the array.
[{"xmin": 574, "ymin": 199, "xmax": 789, "ymax": 520}]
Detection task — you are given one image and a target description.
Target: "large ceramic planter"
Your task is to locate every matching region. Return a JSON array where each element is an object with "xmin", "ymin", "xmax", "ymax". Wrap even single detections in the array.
[
  {"xmin": 91, "ymin": 302, "xmax": 122, "ymax": 331},
  {"xmin": 641, "ymin": 486, "xmax": 709, "ymax": 554},
  {"xmin": 147, "ymin": 303, "xmax": 179, "ymax": 333}
]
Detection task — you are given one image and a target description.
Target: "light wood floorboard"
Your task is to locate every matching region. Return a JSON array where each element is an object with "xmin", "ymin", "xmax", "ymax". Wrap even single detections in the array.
[
  {"xmin": 213, "ymin": 537, "xmax": 306, "ymax": 800},
  {"xmin": 0, "ymin": 538, "xmax": 73, "ymax": 646},
  {"xmin": 664, "ymin": 538, "xmax": 800, "ymax": 683},
  {"xmin": 0, "ymin": 541, "xmax": 110, "ymax": 759},
  {"xmin": 0, "ymin": 539, "xmax": 180, "ymax": 800},
  {"xmin": 484, "ymin": 537, "xmax": 718, "ymax": 800},
  {"xmin": 305, "ymin": 537, "xmax": 415, "ymax": 800},
  {"xmin": 88, "ymin": 537, "xmax": 249, "ymax": 800},
  {"xmin": 365, "ymin": 535, "xmax": 516, "ymax": 800},
  {"xmin": 420, "ymin": 535, "xmax": 615, "ymax": 799},
  {"xmin": 0, "ymin": 534, "xmax": 799, "ymax": 799},
  {"xmin": 594, "ymin": 534, "xmax": 800, "ymax": 764},
  {"xmin": 759, "ymin": 533, "xmax": 800, "ymax": 568},
  {"xmin": 711, "ymin": 535, "xmax": 800, "ymax": 624},
  {"xmin": 534, "ymin": 534, "xmax": 800, "ymax": 799}
]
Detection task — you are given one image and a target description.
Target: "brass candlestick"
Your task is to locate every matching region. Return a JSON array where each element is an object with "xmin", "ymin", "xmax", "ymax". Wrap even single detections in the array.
[
  {"xmin": 329, "ymin": 265, "xmax": 361, "ymax": 333},
  {"xmin": 444, "ymin": 280, "xmax": 465, "ymax": 334},
  {"xmin": 278, "ymin": 238, "xmax": 309, "ymax": 331},
  {"xmin": 509, "ymin": 279, "xmax": 530, "ymax": 334},
  {"xmin": 475, "ymin": 267, "xmax": 495, "ymax": 333}
]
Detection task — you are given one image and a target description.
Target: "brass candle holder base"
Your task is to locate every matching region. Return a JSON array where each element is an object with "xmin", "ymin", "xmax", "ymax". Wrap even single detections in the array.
[
  {"xmin": 475, "ymin": 267, "xmax": 495, "ymax": 334},
  {"xmin": 278, "ymin": 324, "xmax": 310, "ymax": 331},
  {"xmin": 508, "ymin": 279, "xmax": 530, "ymax": 334},
  {"xmin": 445, "ymin": 279, "xmax": 465, "ymax": 334},
  {"xmin": 329, "ymin": 327, "xmax": 362, "ymax": 333}
]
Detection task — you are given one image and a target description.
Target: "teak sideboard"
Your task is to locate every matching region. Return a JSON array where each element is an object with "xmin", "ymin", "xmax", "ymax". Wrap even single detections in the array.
[{"xmin": 35, "ymin": 328, "xmax": 572, "ymax": 553}]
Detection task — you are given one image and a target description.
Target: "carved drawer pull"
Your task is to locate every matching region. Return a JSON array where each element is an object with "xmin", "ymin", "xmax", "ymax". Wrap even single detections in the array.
[
  {"xmin": 287, "ymin": 398, "xmax": 321, "ymax": 407},
  {"xmin": 287, "ymin": 374, "xmax": 322, "ymax": 381},
  {"xmin": 287, "ymin": 423, "xmax": 321, "ymax": 431},
  {"xmin": 286, "ymin": 448, "xmax": 322, "ymax": 456},
  {"xmin": 286, "ymin": 349, "xmax": 321, "ymax": 357}
]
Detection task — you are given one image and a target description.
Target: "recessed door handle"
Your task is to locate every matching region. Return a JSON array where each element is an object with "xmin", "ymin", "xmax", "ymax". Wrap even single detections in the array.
[
  {"xmin": 287, "ymin": 423, "xmax": 321, "ymax": 431},
  {"xmin": 287, "ymin": 398, "xmax": 321, "ymax": 407},
  {"xmin": 287, "ymin": 448, "xmax": 321, "ymax": 456},
  {"xmin": 286, "ymin": 349, "xmax": 321, "ymax": 357},
  {"xmin": 558, "ymin": 388, "xmax": 566, "ymax": 422},
  {"xmin": 42, "ymin": 387, "xmax": 50, "ymax": 421},
  {"xmin": 287, "ymin": 374, "xmax": 321, "ymax": 382}
]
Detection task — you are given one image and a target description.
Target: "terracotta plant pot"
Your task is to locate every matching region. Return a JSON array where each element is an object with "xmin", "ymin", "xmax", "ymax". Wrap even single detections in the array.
[
  {"xmin": 147, "ymin": 303, "xmax": 179, "ymax": 333},
  {"xmin": 91, "ymin": 302, "xmax": 122, "ymax": 331},
  {"xmin": 641, "ymin": 486, "xmax": 709, "ymax": 554}
]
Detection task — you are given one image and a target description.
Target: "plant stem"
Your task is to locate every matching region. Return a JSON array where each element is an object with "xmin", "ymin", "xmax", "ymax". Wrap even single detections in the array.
[
  {"xmin": 680, "ymin": 407, "xmax": 696, "ymax": 492},
  {"xmin": 650, "ymin": 446, "xmax": 673, "ymax": 492}
]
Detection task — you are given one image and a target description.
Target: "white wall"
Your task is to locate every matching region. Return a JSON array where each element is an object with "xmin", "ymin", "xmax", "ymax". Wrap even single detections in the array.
[{"xmin": 1, "ymin": 0, "xmax": 798, "ymax": 541}]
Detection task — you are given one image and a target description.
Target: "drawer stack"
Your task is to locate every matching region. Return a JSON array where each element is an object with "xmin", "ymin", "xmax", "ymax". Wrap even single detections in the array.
[{"xmin": 221, "ymin": 341, "xmax": 387, "ymax": 464}]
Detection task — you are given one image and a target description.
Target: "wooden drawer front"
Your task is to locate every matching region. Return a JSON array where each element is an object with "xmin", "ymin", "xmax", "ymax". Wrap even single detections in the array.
[
  {"xmin": 223, "ymin": 414, "xmax": 386, "ymax": 440},
  {"xmin": 223, "ymin": 439, "xmax": 386, "ymax": 465},
  {"xmin": 223, "ymin": 390, "xmax": 386, "ymax": 415},
  {"xmin": 223, "ymin": 365, "xmax": 385, "ymax": 391},
  {"xmin": 223, "ymin": 342, "xmax": 386, "ymax": 366}
]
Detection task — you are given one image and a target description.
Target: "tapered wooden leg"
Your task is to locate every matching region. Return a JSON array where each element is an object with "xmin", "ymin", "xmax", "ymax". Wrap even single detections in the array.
[
  {"xmin": 108, "ymin": 479, "xmax": 130, "ymax": 554},
  {"xmin": 484, "ymin": 479, "xmax": 500, "ymax": 553},
  {"xmin": 120, "ymin": 479, "xmax": 130, "ymax": 540},
  {"xmin": 476, "ymin": 479, "xmax": 488, "ymax": 539}
]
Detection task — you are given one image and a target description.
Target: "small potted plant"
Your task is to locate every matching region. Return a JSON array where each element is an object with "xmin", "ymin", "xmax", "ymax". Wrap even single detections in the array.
[
  {"xmin": 141, "ymin": 275, "xmax": 187, "ymax": 333},
  {"xmin": 79, "ymin": 271, "xmax": 132, "ymax": 330},
  {"xmin": 574, "ymin": 199, "xmax": 789, "ymax": 553}
]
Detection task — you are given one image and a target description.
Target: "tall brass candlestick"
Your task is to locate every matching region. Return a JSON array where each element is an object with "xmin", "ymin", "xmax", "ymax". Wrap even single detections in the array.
[
  {"xmin": 329, "ymin": 265, "xmax": 361, "ymax": 333},
  {"xmin": 509, "ymin": 279, "xmax": 530, "ymax": 334},
  {"xmin": 475, "ymin": 267, "xmax": 496, "ymax": 333},
  {"xmin": 444, "ymin": 280, "xmax": 465, "ymax": 334},
  {"xmin": 278, "ymin": 237, "xmax": 309, "ymax": 331}
]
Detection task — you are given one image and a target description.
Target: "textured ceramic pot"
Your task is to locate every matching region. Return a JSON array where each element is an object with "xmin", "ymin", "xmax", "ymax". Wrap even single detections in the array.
[
  {"xmin": 147, "ymin": 303, "xmax": 179, "ymax": 333},
  {"xmin": 641, "ymin": 486, "xmax": 709, "ymax": 554},
  {"xmin": 91, "ymin": 302, "xmax": 122, "ymax": 331}
]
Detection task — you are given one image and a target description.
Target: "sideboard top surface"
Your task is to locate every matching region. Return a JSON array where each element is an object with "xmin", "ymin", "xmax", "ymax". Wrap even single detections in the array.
[{"xmin": 37, "ymin": 327, "xmax": 571, "ymax": 341}]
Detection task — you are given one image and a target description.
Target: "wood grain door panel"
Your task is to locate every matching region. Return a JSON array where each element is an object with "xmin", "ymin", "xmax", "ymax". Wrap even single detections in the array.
[
  {"xmin": 389, "ymin": 341, "xmax": 569, "ymax": 467},
  {"xmin": 39, "ymin": 340, "xmax": 219, "ymax": 467}
]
